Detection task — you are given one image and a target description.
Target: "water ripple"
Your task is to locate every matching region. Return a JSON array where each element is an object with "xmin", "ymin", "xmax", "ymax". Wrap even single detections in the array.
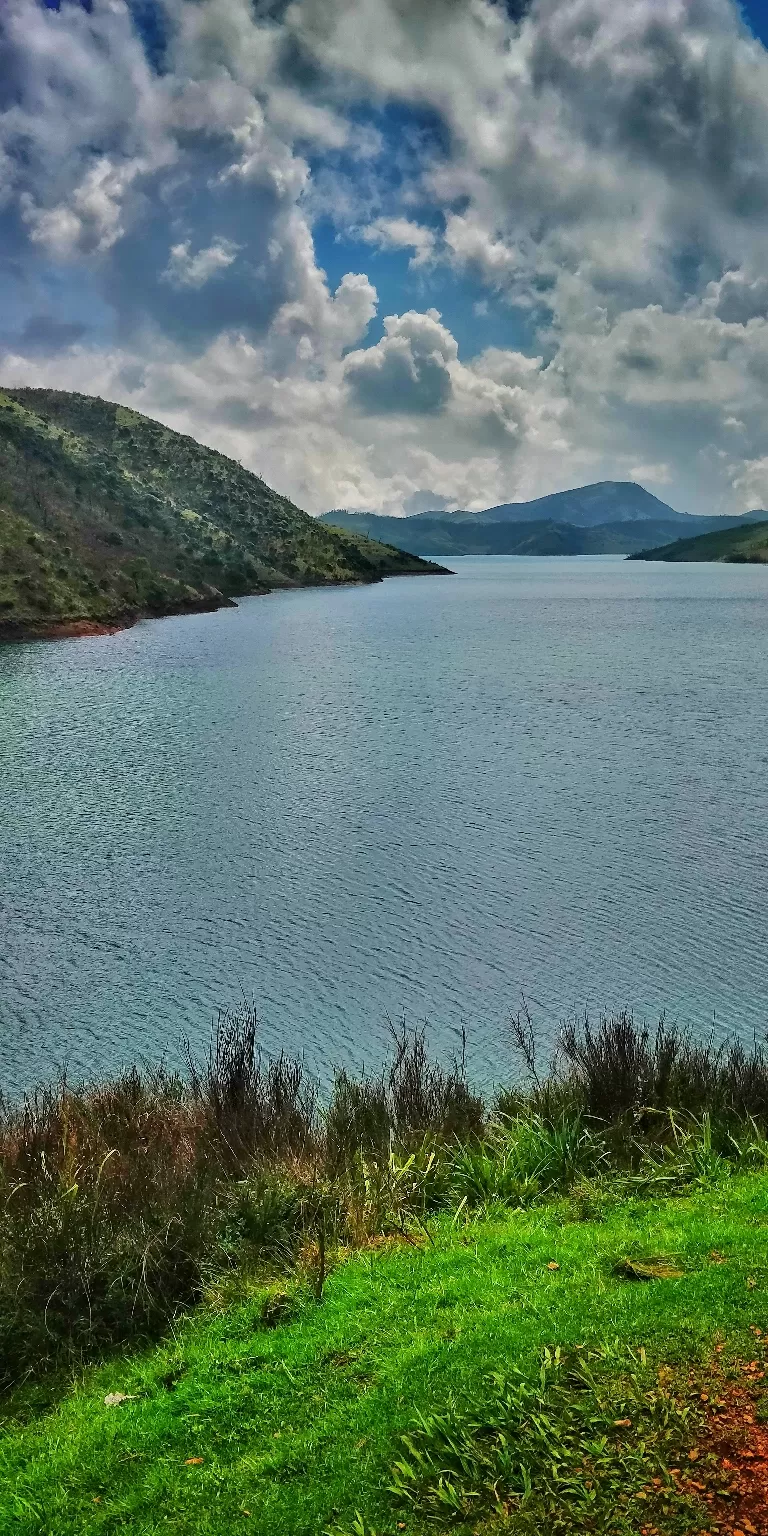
[{"xmin": 2, "ymin": 555, "xmax": 768, "ymax": 1091}]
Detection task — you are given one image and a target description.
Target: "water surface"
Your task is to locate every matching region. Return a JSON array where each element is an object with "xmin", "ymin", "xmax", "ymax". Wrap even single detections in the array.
[{"xmin": 2, "ymin": 555, "xmax": 767, "ymax": 1091}]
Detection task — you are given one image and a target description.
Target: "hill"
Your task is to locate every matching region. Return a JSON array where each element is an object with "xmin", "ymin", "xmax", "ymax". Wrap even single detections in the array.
[
  {"xmin": 0, "ymin": 389, "xmax": 447, "ymax": 641},
  {"xmin": 629, "ymin": 518, "xmax": 768, "ymax": 564},
  {"xmin": 320, "ymin": 483, "xmax": 766, "ymax": 557},
  {"xmin": 467, "ymin": 479, "xmax": 687, "ymax": 526}
]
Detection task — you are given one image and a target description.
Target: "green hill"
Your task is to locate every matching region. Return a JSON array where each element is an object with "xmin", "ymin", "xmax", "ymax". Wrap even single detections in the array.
[
  {"xmin": 629, "ymin": 518, "xmax": 768, "ymax": 563},
  {"xmin": 0, "ymin": 389, "xmax": 447, "ymax": 640},
  {"xmin": 323, "ymin": 511, "xmax": 731, "ymax": 557}
]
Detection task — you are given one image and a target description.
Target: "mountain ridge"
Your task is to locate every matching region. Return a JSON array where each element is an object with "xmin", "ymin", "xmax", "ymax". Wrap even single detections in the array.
[
  {"xmin": 320, "ymin": 482, "xmax": 766, "ymax": 556},
  {"xmin": 444, "ymin": 480, "xmax": 685, "ymax": 527},
  {"xmin": 0, "ymin": 388, "xmax": 448, "ymax": 641}
]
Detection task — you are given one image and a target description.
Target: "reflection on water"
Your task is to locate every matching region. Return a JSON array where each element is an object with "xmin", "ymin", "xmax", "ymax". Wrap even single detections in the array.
[{"xmin": 1, "ymin": 555, "xmax": 768, "ymax": 1092}]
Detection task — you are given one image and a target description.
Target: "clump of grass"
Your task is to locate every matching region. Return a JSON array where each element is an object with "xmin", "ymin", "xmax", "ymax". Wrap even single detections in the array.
[
  {"xmin": 558, "ymin": 1008, "xmax": 768, "ymax": 1128},
  {"xmin": 388, "ymin": 1022, "xmax": 484, "ymax": 1142},
  {"xmin": 0, "ymin": 1065, "xmax": 216, "ymax": 1379},
  {"xmin": 326, "ymin": 1071, "xmax": 390, "ymax": 1169},
  {"xmin": 326, "ymin": 1023, "xmax": 484, "ymax": 1170},
  {"xmin": 188, "ymin": 1007, "xmax": 318, "ymax": 1174},
  {"xmin": 385, "ymin": 1344, "xmax": 702, "ymax": 1534},
  {"xmin": 447, "ymin": 1113, "xmax": 605, "ymax": 1211}
]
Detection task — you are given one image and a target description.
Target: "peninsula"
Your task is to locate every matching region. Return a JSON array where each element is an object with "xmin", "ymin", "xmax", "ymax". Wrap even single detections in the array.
[
  {"xmin": 0, "ymin": 388, "xmax": 448, "ymax": 641},
  {"xmin": 629, "ymin": 518, "xmax": 768, "ymax": 563}
]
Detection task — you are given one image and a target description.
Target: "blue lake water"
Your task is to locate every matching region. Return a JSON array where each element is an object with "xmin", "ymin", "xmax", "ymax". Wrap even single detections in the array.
[{"xmin": 2, "ymin": 554, "xmax": 768, "ymax": 1092}]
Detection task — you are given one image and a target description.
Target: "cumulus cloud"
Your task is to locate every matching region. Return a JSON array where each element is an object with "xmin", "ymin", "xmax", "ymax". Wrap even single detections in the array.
[
  {"xmin": 731, "ymin": 458, "xmax": 768, "ymax": 510},
  {"xmin": 403, "ymin": 489, "xmax": 451, "ymax": 514},
  {"xmin": 344, "ymin": 309, "xmax": 457, "ymax": 414},
  {"xmin": 361, "ymin": 217, "xmax": 437, "ymax": 268},
  {"xmin": 163, "ymin": 238, "xmax": 241, "ymax": 289},
  {"xmin": 4, "ymin": 0, "xmax": 768, "ymax": 516},
  {"xmin": 706, "ymin": 269, "xmax": 768, "ymax": 324}
]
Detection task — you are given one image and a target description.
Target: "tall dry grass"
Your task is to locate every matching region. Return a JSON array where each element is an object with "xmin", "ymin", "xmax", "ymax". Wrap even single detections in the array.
[{"xmin": 3, "ymin": 1005, "xmax": 768, "ymax": 1384}]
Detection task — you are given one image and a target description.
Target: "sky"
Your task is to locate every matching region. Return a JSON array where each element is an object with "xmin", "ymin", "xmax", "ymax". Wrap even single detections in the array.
[{"xmin": 3, "ymin": 1, "xmax": 768, "ymax": 516}]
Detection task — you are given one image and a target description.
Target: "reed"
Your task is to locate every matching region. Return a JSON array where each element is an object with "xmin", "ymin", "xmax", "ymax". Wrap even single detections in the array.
[{"xmin": 2, "ymin": 1006, "xmax": 768, "ymax": 1384}]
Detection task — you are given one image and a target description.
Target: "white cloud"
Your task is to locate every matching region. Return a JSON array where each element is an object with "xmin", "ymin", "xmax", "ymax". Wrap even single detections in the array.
[
  {"xmin": 344, "ymin": 309, "xmax": 457, "ymax": 414},
  {"xmin": 731, "ymin": 458, "xmax": 768, "ymax": 510},
  {"xmin": 630, "ymin": 463, "xmax": 672, "ymax": 487},
  {"xmin": 163, "ymin": 238, "xmax": 241, "ymax": 289},
  {"xmin": 5, "ymin": 0, "xmax": 768, "ymax": 517},
  {"xmin": 361, "ymin": 217, "xmax": 436, "ymax": 268},
  {"xmin": 443, "ymin": 214, "xmax": 519, "ymax": 288}
]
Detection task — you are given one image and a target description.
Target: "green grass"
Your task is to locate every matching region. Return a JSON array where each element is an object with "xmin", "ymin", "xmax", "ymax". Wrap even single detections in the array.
[{"xmin": 2, "ymin": 1172, "xmax": 768, "ymax": 1535}]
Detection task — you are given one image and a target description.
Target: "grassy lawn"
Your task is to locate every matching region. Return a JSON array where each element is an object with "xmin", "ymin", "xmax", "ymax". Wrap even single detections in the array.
[{"xmin": 2, "ymin": 1173, "xmax": 768, "ymax": 1535}]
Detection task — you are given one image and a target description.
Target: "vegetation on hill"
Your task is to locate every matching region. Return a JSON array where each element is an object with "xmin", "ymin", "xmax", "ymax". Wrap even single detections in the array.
[
  {"xmin": 0, "ymin": 389, "xmax": 447, "ymax": 640},
  {"xmin": 323, "ymin": 513, "xmax": 727, "ymax": 558},
  {"xmin": 2, "ymin": 1010, "xmax": 768, "ymax": 1533},
  {"xmin": 629, "ymin": 518, "xmax": 768, "ymax": 564}
]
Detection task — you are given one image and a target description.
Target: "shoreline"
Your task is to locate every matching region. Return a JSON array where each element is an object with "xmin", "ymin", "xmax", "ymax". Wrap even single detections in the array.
[
  {"xmin": 0, "ymin": 615, "xmax": 139, "ymax": 643},
  {"xmin": 0, "ymin": 564, "xmax": 451, "ymax": 645},
  {"xmin": 0, "ymin": 591, "xmax": 240, "ymax": 646}
]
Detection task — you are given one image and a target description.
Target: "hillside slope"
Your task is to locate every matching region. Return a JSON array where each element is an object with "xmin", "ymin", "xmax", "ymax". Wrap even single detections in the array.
[
  {"xmin": 3, "ymin": 1176, "xmax": 768, "ymax": 1535},
  {"xmin": 0, "ymin": 389, "xmax": 446, "ymax": 640},
  {"xmin": 629, "ymin": 518, "xmax": 768, "ymax": 564}
]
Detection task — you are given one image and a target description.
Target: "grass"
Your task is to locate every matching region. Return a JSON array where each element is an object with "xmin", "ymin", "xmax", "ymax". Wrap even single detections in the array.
[
  {"xmin": 5, "ymin": 1009, "xmax": 768, "ymax": 1532},
  {"xmin": 5, "ymin": 1008, "xmax": 768, "ymax": 1386},
  {"xmin": 2, "ymin": 1173, "xmax": 768, "ymax": 1533},
  {"xmin": 0, "ymin": 1012, "xmax": 487, "ymax": 1383}
]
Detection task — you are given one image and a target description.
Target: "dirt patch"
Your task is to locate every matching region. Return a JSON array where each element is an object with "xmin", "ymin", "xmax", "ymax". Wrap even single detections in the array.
[
  {"xmin": 0, "ymin": 616, "xmax": 135, "ymax": 643},
  {"xmin": 691, "ymin": 1361, "xmax": 768, "ymax": 1536},
  {"xmin": 701, "ymin": 1396, "xmax": 768, "ymax": 1534},
  {"xmin": 40, "ymin": 618, "xmax": 134, "ymax": 640}
]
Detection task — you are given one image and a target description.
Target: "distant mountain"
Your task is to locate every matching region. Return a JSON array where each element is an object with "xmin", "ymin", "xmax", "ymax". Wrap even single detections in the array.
[
  {"xmin": 629, "ymin": 519, "xmax": 768, "ymax": 564},
  {"xmin": 320, "ymin": 483, "xmax": 766, "ymax": 558},
  {"xmin": 464, "ymin": 481, "xmax": 688, "ymax": 527},
  {"xmin": 0, "ymin": 389, "xmax": 448, "ymax": 640}
]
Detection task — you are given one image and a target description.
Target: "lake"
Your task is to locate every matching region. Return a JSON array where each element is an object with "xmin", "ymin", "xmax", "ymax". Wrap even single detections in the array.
[{"xmin": 2, "ymin": 554, "xmax": 768, "ymax": 1093}]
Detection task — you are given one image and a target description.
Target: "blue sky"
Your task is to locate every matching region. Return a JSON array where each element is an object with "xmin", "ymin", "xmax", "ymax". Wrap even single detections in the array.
[
  {"xmin": 4, "ymin": 0, "xmax": 768, "ymax": 517},
  {"xmin": 740, "ymin": 0, "xmax": 768, "ymax": 41}
]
